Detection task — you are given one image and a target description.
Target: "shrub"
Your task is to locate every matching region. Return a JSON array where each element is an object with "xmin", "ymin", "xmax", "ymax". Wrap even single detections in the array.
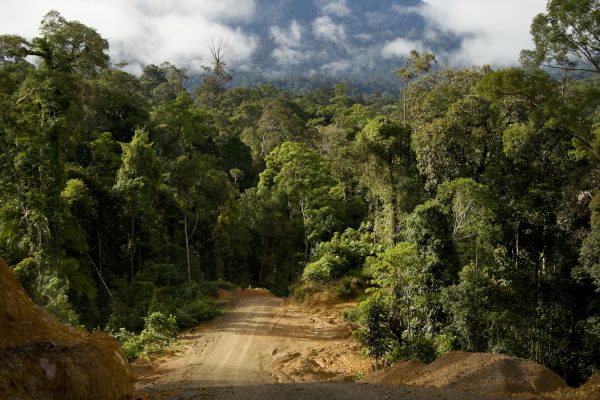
[
  {"xmin": 335, "ymin": 276, "xmax": 355, "ymax": 299},
  {"xmin": 291, "ymin": 282, "xmax": 320, "ymax": 302},
  {"xmin": 353, "ymin": 295, "xmax": 393, "ymax": 370},
  {"xmin": 175, "ymin": 298, "xmax": 220, "ymax": 330},
  {"xmin": 303, "ymin": 228, "xmax": 380, "ymax": 282},
  {"xmin": 215, "ymin": 280, "xmax": 237, "ymax": 291},
  {"xmin": 342, "ymin": 306, "xmax": 360, "ymax": 323},
  {"xmin": 145, "ymin": 311, "xmax": 178, "ymax": 337},
  {"xmin": 13, "ymin": 258, "xmax": 37, "ymax": 297},
  {"xmin": 12, "ymin": 259, "xmax": 80, "ymax": 325},
  {"xmin": 387, "ymin": 336, "xmax": 437, "ymax": 364},
  {"xmin": 293, "ymin": 285, "xmax": 307, "ymax": 302},
  {"xmin": 303, "ymin": 254, "xmax": 344, "ymax": 281},
  {"xmin": 118, "ymin": 312, "xmax": 179, "ymax": 361}
]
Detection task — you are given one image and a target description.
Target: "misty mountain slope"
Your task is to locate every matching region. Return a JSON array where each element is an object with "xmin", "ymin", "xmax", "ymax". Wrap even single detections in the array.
[{"xmin": 228, "ymin": 0, "xmax": 461, "ymax": 89}]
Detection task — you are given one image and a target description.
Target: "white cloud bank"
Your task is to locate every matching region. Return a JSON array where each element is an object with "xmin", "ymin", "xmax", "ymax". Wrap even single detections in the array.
[
  {"xmin": 420, "ymin": 0, "xmax": 547, "ymax": 66},
  {"xmin": 0, "ymin": 0, "xmax": 550, "ymax": 74},
  {"xmin": 271, "ymin": 21, "xmax": 311, "ymax": 66},
  {"xmin": 313, "ymin": 16, "xmax": 346, "ymax": 43},
  {"xmin": 382, "ymin": 38, "xmax": 425, "ymax": 58},
  {"xmin": 0, "ymin": 0, "xmax": 259, "ymax": 73}
]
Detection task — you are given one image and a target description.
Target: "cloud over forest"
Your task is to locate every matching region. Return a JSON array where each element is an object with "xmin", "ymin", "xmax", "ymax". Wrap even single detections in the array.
[{"xmin": 0, "ymin": 0, "xmax": 547, "ymax": 76}]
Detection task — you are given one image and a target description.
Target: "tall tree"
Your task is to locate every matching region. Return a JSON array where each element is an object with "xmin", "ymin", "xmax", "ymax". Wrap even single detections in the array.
[
  {"xmin": 0, "ymin": 10, "xmax": 109, "ymax": 269},
  {"xmin": 521, "ymin": 0, "xmax": 600, "ymax": 74},
  {"xmin": 258, "ymin": 141, "xmax": 343, "ymax": 256},
  {"xmin": 412, "ymin": 95, "xmax": 498, "ymax": 191},
  {"xmin": 357, "ymin": 117, "xmax": 414, "ymax": 244},
  {"xmin": 395, "ymin": 50, "xmax": 436, "ymax": 125},
  {"xmin": 113, "ymin": 129, "xmax": 161, "ymax": 282}
]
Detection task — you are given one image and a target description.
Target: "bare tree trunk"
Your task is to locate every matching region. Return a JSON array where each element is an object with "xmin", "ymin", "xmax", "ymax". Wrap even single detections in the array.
[
  {"xmin": 87, "ymin": 254, "xmax": 112, "ymax": 298},
  {"xmin": 389, "ymin": 157, "xmax": 398, "ymax": 245},
  {"xmin": 184, "ymin": 215, "xmax": 191, "ymax": 283},
  {"xmin": 300, "ymin": 198, "xmax": 310, "ymax": 259},
  {"xmin": 403, "ymin": 78, "xmax": 408, "ymax": 127},
  {"xmin": 98, "ymin": 230, "xmax": 102, "ymax": 276},
  {"xmin": 130, "ymin": 215, "xmax": 135, "ymax": 284}
]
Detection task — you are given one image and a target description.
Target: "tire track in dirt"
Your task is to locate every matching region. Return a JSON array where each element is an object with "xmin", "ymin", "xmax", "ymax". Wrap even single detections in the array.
[{"xmin": 137, "ymin": 296, "xmax": 283, "ymax": 389}]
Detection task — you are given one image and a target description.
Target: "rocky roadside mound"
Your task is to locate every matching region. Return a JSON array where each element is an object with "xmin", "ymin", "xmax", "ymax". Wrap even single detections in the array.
[
  {"xmin": 0, "ymin": 258, "xmax": 135, "ymax": 400},
  {"xmin": 365, "ymin": 351, "xmax": 568, "ymax": 398}
]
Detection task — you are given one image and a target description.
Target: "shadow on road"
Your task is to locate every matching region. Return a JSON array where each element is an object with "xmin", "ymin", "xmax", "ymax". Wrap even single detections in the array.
[{"xmin": 138, "ymin": 382, "xmax": 493, "ymax": 400}]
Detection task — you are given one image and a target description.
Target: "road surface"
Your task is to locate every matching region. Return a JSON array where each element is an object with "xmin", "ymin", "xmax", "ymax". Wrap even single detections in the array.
[{"xmin": 134, "ymin": 295, "xmax": 491, "ymax": 400}]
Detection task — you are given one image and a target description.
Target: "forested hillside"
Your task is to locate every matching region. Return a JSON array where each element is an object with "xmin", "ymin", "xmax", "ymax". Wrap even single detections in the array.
[{"xmin": 0, "ymin": 0, "xmax": 599, "ymax": 385}]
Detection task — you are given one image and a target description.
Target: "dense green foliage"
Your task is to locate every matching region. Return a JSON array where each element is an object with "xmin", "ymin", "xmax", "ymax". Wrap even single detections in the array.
[
  {"xmin": 114, "ymin": 311, "xmax": 179, "ymax": 361},
  {"xmin": 0, "ymin": 1, "xmax": 598, "ymax": 381}
]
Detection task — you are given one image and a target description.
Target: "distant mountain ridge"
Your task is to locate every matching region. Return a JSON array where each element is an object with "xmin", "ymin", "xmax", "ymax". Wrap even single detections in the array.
[{"xmin": 222, "ymin": 0, "xmax": 460, "ymax": 91}]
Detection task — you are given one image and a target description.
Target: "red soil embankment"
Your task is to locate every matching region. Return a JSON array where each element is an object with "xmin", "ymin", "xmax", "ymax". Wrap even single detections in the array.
[{"xmin": 0, "ymin": 258, "xmax": 135, "ymax": 400}]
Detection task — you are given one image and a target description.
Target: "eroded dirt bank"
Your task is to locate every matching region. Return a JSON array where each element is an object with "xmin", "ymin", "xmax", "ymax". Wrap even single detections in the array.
[{"xmin": 0, "ymin": 258, "xmax": 134, "ymax": 400}]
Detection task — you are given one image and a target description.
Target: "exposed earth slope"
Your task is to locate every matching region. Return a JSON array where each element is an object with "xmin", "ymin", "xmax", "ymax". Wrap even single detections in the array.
[{"xmin": 0, "ymin": 258, "xmax": 134, "ymax": 400}]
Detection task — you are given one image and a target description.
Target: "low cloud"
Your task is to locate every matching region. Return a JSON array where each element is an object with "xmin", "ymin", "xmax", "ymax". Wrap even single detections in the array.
[
  {"xmin": 319, "ymin": 0, "xmax": 351, "ymax": 17},
  {"xmin": 0, "ymin": 0, "xmax": 549, "ymax": 76},
  {"xmin": 0, "ymin": 0, "xmax": 259, "ymax": 73},
  {"xmin": 272, "ymin": 47, "xmax": 310, "ymax": 67},
  {"xmin": 271, "ymin": 21, "xmax": 310, "ymax": 67},
  {"xmin": 420, "ymin": 0, "xmax": 546, "ymax": 66},
  {"xmin": 321, "ymin": 60, "xmax": 351, "ymax": 74},
  {"xmin": 312, "ymin": 16, "xmax": 346, "ymax": 44},
  {"xmin": 382, "ymin": 38, "xmax": 424, "ymax": 58},
  {"xmin": 271, "ymin": 21, "xmax": 303, "ymax": 49}
]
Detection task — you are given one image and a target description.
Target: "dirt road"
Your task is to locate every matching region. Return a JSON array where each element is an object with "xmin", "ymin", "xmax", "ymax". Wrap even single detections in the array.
[
  {"xmin": 138, "ymin": 296, "xmax": 282, "ymax": 387},
  {"xmin": 134, "ymin": 294, "xmax": 494, "ymax": 399}
]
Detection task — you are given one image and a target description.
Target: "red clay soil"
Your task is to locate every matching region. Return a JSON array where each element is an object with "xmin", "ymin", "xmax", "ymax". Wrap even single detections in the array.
[
  {"xmin": 0, "ymin": 258, "xmax": 135, "ymax": 400},
  {"xmin": 535, "ymin": 372, "xmax": 600, "ymax": 400},
  {"xmin": 365, "ymin": 351, "xmax": 568, "ymax": 398}
]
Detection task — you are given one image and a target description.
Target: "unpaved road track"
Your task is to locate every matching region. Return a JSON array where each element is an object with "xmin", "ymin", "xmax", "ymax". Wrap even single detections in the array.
[
  {"xmin": 141, "ymin": 296, "xmax": 282, "ymax": 387},
  {"xmin": 135, "ymin": 296, "xmax": 491, "ymax": 400}
]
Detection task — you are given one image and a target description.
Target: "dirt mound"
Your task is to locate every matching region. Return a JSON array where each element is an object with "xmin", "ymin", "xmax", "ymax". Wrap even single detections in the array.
[
  {"xmin": 268, "ymin": 302, "xmax": 371, "ymax": 384},
  {"xmin": 0, "ymin": 258, "xmax": 134, "ymax": 399},
  {"xmin": 301, "ymin": 290, "xmax": 339, "ymax": 307},
  {"xmin": 366, "ymin": 351, "xmax": 567, "ymax": 398},
  {"xmin": 271, "ymin": 341, "xmax": 372, "ymax": 383},
  {"xmin": 537, "ymin": 373, "xmax": 600, "ymax": 400},
  {"xmin": 579, "ymin": 373, "xmax": 600, "ymax": 396}
]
